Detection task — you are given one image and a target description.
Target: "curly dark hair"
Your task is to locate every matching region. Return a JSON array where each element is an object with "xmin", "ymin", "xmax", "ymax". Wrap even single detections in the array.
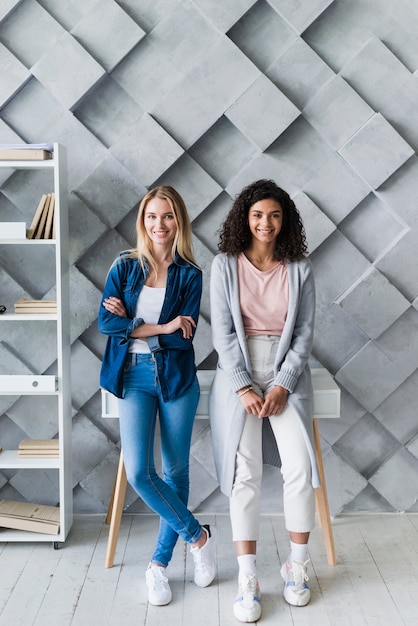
[{"xmin": 218, "ymin": 179, "xmax": 307, "ymax": 261}]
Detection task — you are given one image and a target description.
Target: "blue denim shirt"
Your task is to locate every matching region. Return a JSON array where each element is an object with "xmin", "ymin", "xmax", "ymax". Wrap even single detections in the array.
[{"xmin": 98, "ymin": 251, "xmax": 202, "ymax": 401}]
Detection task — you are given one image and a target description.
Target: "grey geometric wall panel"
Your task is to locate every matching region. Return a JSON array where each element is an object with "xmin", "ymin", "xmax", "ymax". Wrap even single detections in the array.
[{"xmin": 1, "ymin": 0, "xmax": 418, "ymax": 518}]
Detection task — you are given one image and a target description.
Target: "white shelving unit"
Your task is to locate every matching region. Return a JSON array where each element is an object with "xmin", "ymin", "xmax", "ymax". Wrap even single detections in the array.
[{"xmin": 0, "ymin": 144, "xmax": 72, "ymax": 546}]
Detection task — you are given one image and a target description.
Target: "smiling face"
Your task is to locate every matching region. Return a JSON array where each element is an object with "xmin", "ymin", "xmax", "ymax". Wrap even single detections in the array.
[
  {"xmin": 248, "ymin": 198, "xmax": 283, "ymax": 244},
  {"xmin": 143, "ymin": 196, "xmax": 178, "ymax": 249}
]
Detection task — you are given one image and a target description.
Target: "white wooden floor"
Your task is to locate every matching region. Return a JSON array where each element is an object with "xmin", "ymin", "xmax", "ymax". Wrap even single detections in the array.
[{"xmin": 0, "ymin": 513, "xmax": 417, "ymax": 626}]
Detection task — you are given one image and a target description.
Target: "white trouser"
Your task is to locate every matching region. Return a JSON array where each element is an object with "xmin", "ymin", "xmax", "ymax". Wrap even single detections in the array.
[{"xmin": 230, "ymin": 335, "xmax": 315, "ymax": 541}]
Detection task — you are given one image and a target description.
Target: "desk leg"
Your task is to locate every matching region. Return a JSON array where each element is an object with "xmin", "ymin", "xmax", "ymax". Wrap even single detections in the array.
[
  {"xmin": 105, "ymin": 451, "xmax": 128, "ymax": 568},
  {"xmin": 313, "ymin": 418, "xmax": 336, "ymax": 566},
  {"xmin": 105, "ymin": 463, "xmax": 118, "ymax": 524}
]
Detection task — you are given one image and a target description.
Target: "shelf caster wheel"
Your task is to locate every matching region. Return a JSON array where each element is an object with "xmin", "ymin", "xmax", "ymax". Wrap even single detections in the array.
[{"xmin": 53, "ymin": 541, "xmax": 59, "ymax": 550}]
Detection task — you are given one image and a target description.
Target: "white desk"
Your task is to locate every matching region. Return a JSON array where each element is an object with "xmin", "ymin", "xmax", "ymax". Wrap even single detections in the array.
[
  {"xmin": 102, "ymin": 368, "xmax": 340, "ymax": 419},
  {"xmin": 102, "ymin": 368, "xmax": 340, "ymax": 568}
]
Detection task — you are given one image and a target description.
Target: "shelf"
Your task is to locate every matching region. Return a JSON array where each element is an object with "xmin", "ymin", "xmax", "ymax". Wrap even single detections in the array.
[
  {"xmin": 0, "ymin": 450, "xmax": 59, "ymax": 469},
  {"xmin": 0, "ymin": 239, "xmax": 56, "ymax": 245},
  {"xmin": 0, "ymin": 528, "xmax": 62, "ymax": 543},
  {"xmin": 1, "ymin": 313, "xmax": 58, "ymax": 321},
  {"xmin": 0, "ymin": 160, "xmax": 55, "ymax": 169},
  {"xmin": 0, "ymin": 375, "xmax": 57, "ymax": 394},
  {"xmin": 0, "ymin": 143, "xmax": 72, "ymax": 544}
]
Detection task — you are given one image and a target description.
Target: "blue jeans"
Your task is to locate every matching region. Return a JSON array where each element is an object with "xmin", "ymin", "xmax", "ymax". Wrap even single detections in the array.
[{"xmin": 118, "ymin": 353, "xmax": 202, "ymax": 567}]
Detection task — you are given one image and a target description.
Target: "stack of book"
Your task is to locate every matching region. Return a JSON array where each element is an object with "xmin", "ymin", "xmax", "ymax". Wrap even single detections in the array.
[
  {"xmin": 0, "ymin": 500, "xmax": 60, "ymax": 534},
  {"xmin": 27, "ymin": 192, "xmax": 55, "ymax": 239},
  {"xmin": 18, "ymin": 439, "xmax": 59, "ymax": 458},
  {"xmin": 0, "ymin": 143, "xmax": 53, "ymax": 161},
  {"xmin": 14, "ymin": 298, "xmax": 57, "ymax": 314}
]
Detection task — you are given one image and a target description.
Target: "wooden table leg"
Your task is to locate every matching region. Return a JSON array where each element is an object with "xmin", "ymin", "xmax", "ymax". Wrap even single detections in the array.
[
  {"xmin": 313, "ymin": 418, "xmax": 336, "ymax": 565},
  {"xmin": 105, "ymin": 451, "xmax": 128, "ymax": 568},
  {"xmin": 105, "ymin": 463, "xmax": 118, "ymax": 525}
]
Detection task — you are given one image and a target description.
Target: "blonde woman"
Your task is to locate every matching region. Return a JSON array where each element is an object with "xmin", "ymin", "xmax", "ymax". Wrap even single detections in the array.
[{"xmin": 99, "ymin": 186, "xmax": 217, "ymax": 606}]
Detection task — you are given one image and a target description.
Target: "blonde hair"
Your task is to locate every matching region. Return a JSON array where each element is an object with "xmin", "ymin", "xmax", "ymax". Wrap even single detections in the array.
[{"xmin": 128, "ymin": 186, "xmax": 198, "ymax": 277}]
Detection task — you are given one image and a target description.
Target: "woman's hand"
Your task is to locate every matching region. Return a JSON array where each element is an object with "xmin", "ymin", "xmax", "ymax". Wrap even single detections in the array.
[
  {"xmin": 238, "ymin": 385, "xmax": 288, "ymax": 418},
  {"xmin": 237, "ymin": 388, "xmax": 264, "ymax": 416},
  {"xmin": 103, "ymin": 296, "xmax": 127, "ymax": 318},
  {"xmin": 259, "ymin": 385, "xmax": 288, "ymax": 418},
  {"xmin": 162, "ymin": 315, "xmax": 196, "ymax": 339}
]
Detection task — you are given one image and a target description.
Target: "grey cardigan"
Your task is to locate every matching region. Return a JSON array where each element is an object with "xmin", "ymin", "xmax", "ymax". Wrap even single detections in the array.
[{"xmin": 208, "ymin": 253, "xmax": 320, "ymax": 497}]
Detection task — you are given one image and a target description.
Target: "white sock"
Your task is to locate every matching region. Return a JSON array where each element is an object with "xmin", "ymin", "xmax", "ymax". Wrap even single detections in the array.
[
  {"xmin": 237, "ymin": 554, "xmax": 257, "ymax": 579},
  {"xmin": 290, "ymin": 540, "xmax": 308, "ymax": 563}
]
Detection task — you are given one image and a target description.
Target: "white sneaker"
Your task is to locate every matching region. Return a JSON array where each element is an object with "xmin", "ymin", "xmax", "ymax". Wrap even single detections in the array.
[
  {"xmin": 233, "ymin": 574, "xmax": 261, "ymax": 623},
  {"xmin": 145, "ymin": 565, "xmax": 172, "ymax": 606},
  {"xmin": 190, "ymin": 524, "xmax": 218, "ymax": 587},
  {"xmin": 280, "ymin": 558, "xmax": 311, "ymax": 606}
]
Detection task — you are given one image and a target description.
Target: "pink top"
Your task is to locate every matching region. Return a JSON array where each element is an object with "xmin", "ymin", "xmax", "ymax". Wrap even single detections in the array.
[{"xmin": 238, "ymin": 252, "xmax": 288, "ymax": 335}]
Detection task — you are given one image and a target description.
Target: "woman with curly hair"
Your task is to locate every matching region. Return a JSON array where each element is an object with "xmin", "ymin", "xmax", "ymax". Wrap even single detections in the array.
[{"xmin": 209, "ymin": 179, "xmax": 319, "ymax": 622}]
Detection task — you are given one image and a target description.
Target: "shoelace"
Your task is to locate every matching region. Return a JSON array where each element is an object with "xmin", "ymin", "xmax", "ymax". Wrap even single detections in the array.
[
  {"xmin": 150, "ymin": 567, "xmax": 169, "ymax": 590},
  {"xmin": 240, "ymin": 574, "xmax": 258, "ymax": 599},
  {"xmin": 292, "ymin": 559, "xmax": 310, "ymax": 587},
  {"xmin": 192, "ymin": 548, "xmax": 207, "ymax": 574}
]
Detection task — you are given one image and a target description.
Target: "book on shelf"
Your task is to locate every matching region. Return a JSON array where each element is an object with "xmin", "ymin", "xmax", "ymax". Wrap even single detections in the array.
[
  {"xmin": 0, "ymin": 500, "xmax": 60, "ymax": 535},
  {"xmin": 0, "ymin": 144, "xmax": 53, "ymax": 161},
  {"xmin": 18, "ymin": 439, "xmax": 59, "ymax": 457},
  {"xmin": 19, "ymin": 439, "xmax": 59, "ymax": 450},
  {"xmin": 14, "ymin": 298, "xmax": 57, "ymax": 314},
  {"xmin": 14, "ymin": 308, "xmax": 57, "ymax": 314},
  {"xmin": 43, "ymin": 193, "xmax": 55, "ymax": 240},
  {"xmin": 27, "ymin": 193, "xmax": 55, "ymax": 239},
  {"xmin": 18, "ymin": 451, "xmax": 59, "ymax": 457},
  {"xmin": 0, "ymin": 149, "xmax": 52, "ymax": 161},
  {"xmin": 35, "ymin": 193, "xmax": 51, "ymax": 239},
  {"xmin": 27, "ymin": 194, "xmax": 47, "ymax": 239}
]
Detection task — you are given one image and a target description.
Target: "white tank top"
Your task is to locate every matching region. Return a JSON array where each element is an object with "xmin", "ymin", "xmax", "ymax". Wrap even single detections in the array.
[{"xmin": 128, "ymin": 285, "xmax": 166, "ymax": 353}]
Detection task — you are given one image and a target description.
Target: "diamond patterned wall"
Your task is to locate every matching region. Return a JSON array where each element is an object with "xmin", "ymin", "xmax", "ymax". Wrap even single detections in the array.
[{"xmin": 1, "ymin": 0, "xmax": 418, "ymax": 518}]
